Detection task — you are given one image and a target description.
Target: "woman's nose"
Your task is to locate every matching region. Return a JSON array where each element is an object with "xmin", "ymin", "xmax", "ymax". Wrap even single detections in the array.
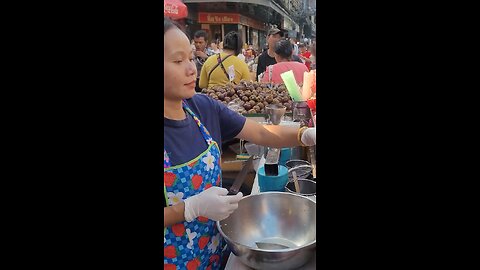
[{"xmin": 187, "ymin": 61, "xmax": 196, "ymax": 75}]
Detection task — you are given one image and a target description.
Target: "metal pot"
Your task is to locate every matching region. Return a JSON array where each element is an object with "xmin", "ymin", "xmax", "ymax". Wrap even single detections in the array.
[
  {"xmin": 285, "ymin": 179, "xmax": 316, "ymax": 196},
  {"xmin": 287, "ymin": 164, "xmax": 312, "ymax": 180},
  {"xmin": 285, "ymin": 179, "xmax": 316, "ymax": 202},
  {"xmin": 217, "ymin": 192, "xmax": 316, "ymax": 270}
]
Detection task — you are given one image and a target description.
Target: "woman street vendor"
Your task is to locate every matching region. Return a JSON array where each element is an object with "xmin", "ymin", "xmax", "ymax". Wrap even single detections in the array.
[{"xmin": 163, "ymin": 17, "xmax": 316, "ymax": 270}]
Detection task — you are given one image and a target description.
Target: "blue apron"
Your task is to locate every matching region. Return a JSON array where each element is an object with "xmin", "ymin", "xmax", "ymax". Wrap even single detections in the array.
[{"xmin": 163, "ymin": 101, "xmax": 223, "ymax": 270}]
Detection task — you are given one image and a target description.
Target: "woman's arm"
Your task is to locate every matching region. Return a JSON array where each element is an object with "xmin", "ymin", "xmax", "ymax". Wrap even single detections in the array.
[
  {"xmin": 260, "ymin": 71, "xmax": 268, "ymax": 83},
  {"xmin": 164, "ymin": 203, "xmax": 186, "ymax": 228},
  {"xmin": 235, "ymin": 118, "xmax": 300, "ymax": 148}
]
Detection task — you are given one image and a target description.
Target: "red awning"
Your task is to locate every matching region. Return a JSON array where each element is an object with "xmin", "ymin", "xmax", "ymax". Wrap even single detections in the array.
[{"xmin": 164, "ymin": 0, "xmax": 188, "ymax": 20}]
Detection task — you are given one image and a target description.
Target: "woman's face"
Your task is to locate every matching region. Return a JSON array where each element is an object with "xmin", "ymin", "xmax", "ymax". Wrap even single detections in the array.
[{"xmin": 164, "ymin": 28, "xmax": 197, "ymax": 101}]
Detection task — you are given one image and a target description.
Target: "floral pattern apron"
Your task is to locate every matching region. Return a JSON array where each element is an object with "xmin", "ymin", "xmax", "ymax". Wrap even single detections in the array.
[{"xmin": 163, "ymin": 101, "xmax": 224, "ymax": 270}]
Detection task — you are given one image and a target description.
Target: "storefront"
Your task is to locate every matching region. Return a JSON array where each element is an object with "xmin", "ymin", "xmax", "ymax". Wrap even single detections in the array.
[
  {"xmin": 197, "ymin": 12, "xmax": 267, "ymax": 51},
  {"xmin": 282, "ymin": 16, "xmax": 299, "ymax": 40}
]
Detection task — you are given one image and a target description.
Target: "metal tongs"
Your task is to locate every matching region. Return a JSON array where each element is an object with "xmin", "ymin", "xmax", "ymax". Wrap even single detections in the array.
[{"xmin": 227, "ymin": 156, "xmax": 254, "ymax": 195}]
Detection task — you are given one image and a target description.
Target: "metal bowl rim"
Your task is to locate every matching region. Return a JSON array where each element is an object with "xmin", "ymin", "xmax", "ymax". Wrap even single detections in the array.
[
  {"xmin": 285, "ymin": 159, "xmax": 311, "ymax": 167},
  {"xmin": 216, "ymin": 192, "xmax": 316, "ymax": 253},
  {"xmin": 287, "ymin": 164, "xmax": 312, "ymax": 172}
]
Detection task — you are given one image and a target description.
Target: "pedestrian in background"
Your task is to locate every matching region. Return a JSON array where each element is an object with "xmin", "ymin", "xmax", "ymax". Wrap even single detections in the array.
[
  {"xmin": 298, "ymin": 43, "xmax": 312, "ymax": 71},
  {"xmin": 257, "ymin": 29, "xmax": 303, "ymax": 81},
  {"xmin": 199, "ymin": 31, "xmax": 250, "ymax": 89},
  {"xmin": 210, "ymin": 42, "xmax": 220, "ymax": 54},
  {"xmin": 193, "ymin": 30, "xmax": 214, "ymax": 92},
  {"xmin": 290, "ymin": 38, "xmax": 299, "ymax": 56},
  {"xmin": 218, "ymin": 41, "xmax": 224, "ymax": 53},
  {"xmin": 261, "ymin": 40, "xmax": 308, "ymax": 85},
  {"xmin": 310, "ymin": 42, "xmax": 316, "ymax": 70},
  {"xmin": 256, "ymin": 27, "xmax": 284, "ymax": 81}
]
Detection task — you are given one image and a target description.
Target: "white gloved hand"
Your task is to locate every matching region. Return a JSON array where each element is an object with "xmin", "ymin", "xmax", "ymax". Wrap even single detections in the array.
[
  {"xmin": 184, "ymin": 186, "xmax": 243, "ymax": 222},
  {"xmin": 301, "ymin": 128, "xmax": 316, "ymax": 146}
]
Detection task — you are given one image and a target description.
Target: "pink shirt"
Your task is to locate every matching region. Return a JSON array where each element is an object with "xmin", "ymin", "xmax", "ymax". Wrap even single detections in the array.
[{"xmin": 261, "ymin": 61, "xmax": 309, "ymax": 85}]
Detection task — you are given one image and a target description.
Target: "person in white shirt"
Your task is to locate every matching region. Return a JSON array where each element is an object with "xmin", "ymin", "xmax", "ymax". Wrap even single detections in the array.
[
  {"xmin": 290, "ymin": 38, "xmax": 299, "ymax": 56},
  {"xmin": 237, "ymin": 48, "xmax": 246, "ymax": 62},
  {"xmin": 210, "ymin": 42, "xmax": 220, "ymax": 54}
]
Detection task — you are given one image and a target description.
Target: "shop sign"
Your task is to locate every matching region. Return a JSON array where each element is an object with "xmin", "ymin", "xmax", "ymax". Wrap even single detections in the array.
[
  {"xmin": 283, "ymin": 17, "xmax": 298, "ymax": 31},
  {"xmin": 240, "ymin": 15, "xmax": 266, "ymax": 30},
  {"xmin": 198, "ymin": 12, "xmax": 240, "ymax": 24}
]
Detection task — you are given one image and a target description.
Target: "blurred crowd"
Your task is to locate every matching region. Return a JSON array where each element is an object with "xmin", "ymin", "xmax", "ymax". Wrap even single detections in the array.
[{"xmin": 190, "ymin": 28, "xmax": 316, "ymax": 92}]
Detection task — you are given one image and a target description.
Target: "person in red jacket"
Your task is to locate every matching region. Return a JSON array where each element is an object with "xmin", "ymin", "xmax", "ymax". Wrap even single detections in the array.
[{"xmin": 298, "ymin": 43, "xmax": 312, "ymax": 71}]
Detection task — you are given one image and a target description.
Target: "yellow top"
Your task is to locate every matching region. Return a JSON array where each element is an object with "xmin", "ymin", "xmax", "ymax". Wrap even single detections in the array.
[{"xmin": 199, "ymin": 52, "xmax": 251, "ymax": 89}]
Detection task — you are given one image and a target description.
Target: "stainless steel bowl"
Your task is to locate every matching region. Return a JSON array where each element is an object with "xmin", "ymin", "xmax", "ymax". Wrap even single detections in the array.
[{"xmin": 217, "ymin": 192, "xmax": 316, "ymax": 269}]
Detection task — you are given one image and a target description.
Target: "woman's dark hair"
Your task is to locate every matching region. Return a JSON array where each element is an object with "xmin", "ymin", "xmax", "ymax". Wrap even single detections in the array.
[
  {"xmin": 274, "ymin": 40, "xmax": 293, "ymax": 60},
  {"xmin": 223, "ymin": 31, "xmax": 242, "ymax": 55},
  {"xmin": 164, "ymin": 17, "xmax": 182, "ymax": 35}
]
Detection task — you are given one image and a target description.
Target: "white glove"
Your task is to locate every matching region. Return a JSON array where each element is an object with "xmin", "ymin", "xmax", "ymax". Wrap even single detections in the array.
[
  {"xmin": 184, "ymin": 186, "xmax": 243, "ymax": 222},
  {"xmin": 301, "ymin": 128, "xmax": 316, "ymax": 146}
]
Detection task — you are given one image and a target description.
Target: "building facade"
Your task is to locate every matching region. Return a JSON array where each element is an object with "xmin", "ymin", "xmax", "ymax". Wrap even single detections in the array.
[
  {"xmin": 174, "ymin": 0, "xmax": 315, "ymax": 50},
  {"xmin": 181, "ymin": 1, "xmax": 301, "ymax": 51}
]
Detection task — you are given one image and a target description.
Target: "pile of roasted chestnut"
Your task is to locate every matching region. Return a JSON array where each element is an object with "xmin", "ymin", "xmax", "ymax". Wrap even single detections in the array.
[{"xmin": 200, "ymin": 80, "xmax": 293, "ymax": 114}]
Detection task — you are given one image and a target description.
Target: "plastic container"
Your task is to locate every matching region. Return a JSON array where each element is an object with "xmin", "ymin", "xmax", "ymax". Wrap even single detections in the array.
[
  {"xmin": 279, "ymin": 147, "xmax": 292, "ymax": 166},
  {"xmin": 258, "ymin": 165, "xmax": 289, "ymax": 192}
]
